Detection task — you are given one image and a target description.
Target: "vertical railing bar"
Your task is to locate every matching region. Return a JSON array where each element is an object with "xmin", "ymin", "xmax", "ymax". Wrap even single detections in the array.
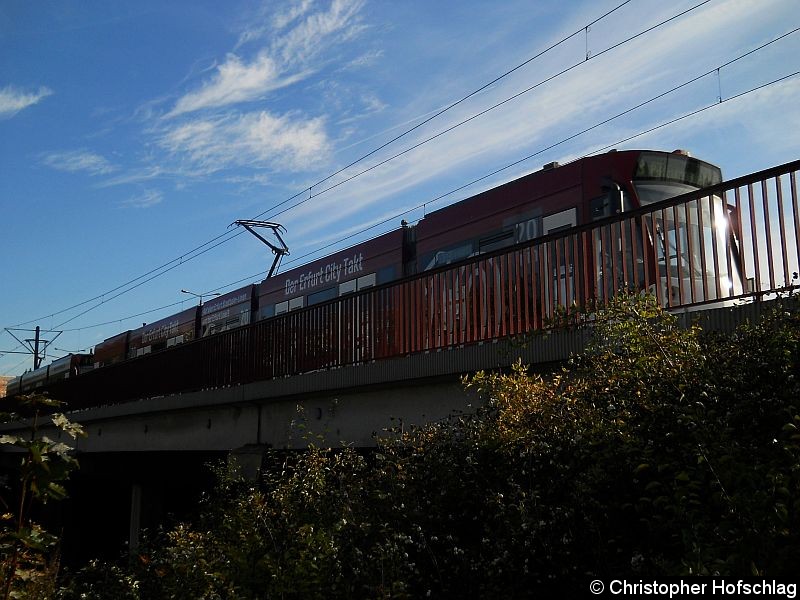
[
  {"xmin": 447, "ymin": 269, "xmax": 454, "ymax": 346},
  {"xmin": 619, "ymin": 215, "xmax": 629, "ymax": 290},
  {"xmin": 476, "ymin": 260, "xmax": 483, "ymax": 341},
  {"xmin": 515, "ymin": 251, "xmax": 523, "ymax": 333},
  {"xmin": 404, "ymin": 281, "xmax": 411, "ymax": 353},
  {"xmin": 605, "ymin": 224, "xmax": 614, "ymax": 301},
  {"xmin": 450, "ymin": 267, "xmax": 458, "ymax": 346},
  {"xmin": 775, "ymin": 174, "xmax": 790, "ymax": 286},
  {"xmin": 640, "ymin": 213, "xmax": 651, "ymax": 293},
  {"xmin": 533, "ymin": 246, "xmax": 541, "ymax": 324},
  {"xmin": 627, "ymin": 217, "xmax": 638, "ymax": 290},
  {"xmin": 696, "ymin": 195, "xmax": 710, "ymax": 301},
  {"xmin": 656, "ymin": 208, "xmax": 668, "ymax": 307},
  {"xmin": 409, "ymin": 280, "xmax": 415, "ymax": 352},
  {"xmin": 411, "ymin": 279, "xmax": 418, "ymax": 352},
  {"xmin": 459, "ymin": 265, "xmax": 466, "ymax": 344},
  {"xmin": 522, "ymin": 246, "xmax": 531, "ymax": 332},
  {"xmin": 512, "ymin": 250, "xmax": 521, "ymax": 335},
  {"xmin": 748, "ymin": 183, "xmax": 761, "ymax": 293},
  {"xmin": 553, "ymin": 237, "xmax": 562, "ymax": 312},
  {"xmin": 493, "ymin": 257, "xmax": 500, "ymax": 339},
  {"xmin": 544, "ymin": 242, "xmax": 554, "ymax": 324},
  {"xmin": 450, "ymin": 265, "xmax": 457, "ymax": 344},
  {"xmin": 428, "ymin": 274, "xmax": 435, "ymax": 350},
  {"xmin": 597, "ymin": 226, "xmax": 607, "ymax": 304},
  {"xmin": 791, "ymin": 171, "xmax": 800, "ymax": 284},
  {"xmin": 499, "ymin": 253, "xmax": 507, "ymax": 337},
  {"xmin": 434, "ymin": 272, "xmax": 441, "ymax": 349},
  {"xmin": 565, "ymin": 235, "xmax": 574, "ymax": 313},
  {"xmin": 583, "ymin": 230, "xmax": 593, "ymax": 305},
  {"xmin": 536, "ymin": 242, "xmax": 550, "ymax": 326},
  {"xmin": 395, "ymin": 285, "xmax": 403, "ymax": 354},
  {"xmin": 684, "ymin": 200, "xmax": 697, "ymax": 303},
  {"xmin": 439, "ymin": 270, "xmax": 446, "ymax": 346},
  {"xmin": 528, "ymin": 244, "xmax": 541, "ymax": 329},
  {"xmin": 762, "ymin": 178, "xmax": 776, "ymax": 291},
  {"xmin": 672, "ymin": 204, "xmax": 686, "ymax": 306},
  {"xmin": 502, "ymin": 252, "xmax": 510, "ymax": 337},
  {"xmin": 489, "ymin": 258, "xmax": 497, "ymax": 338},
  {"xmin": 604, "ymin": 224, "xmax": 613, "ymax": 302},
  {"xmin": 722, "ymin": 191, "xmax": 735, "ymax": 299},
  {"xmin": 733, "ymin": 187, "xmax": 747, "ymax": 294},
  {"xmin": 566, "ymin": 236, "xmax": 572, "ymax": 311},
  {"xmin": 444, "ymin": 268, "xmax": 451, "ymax": 346},
  {"xmin": 570, "ymin": 232, "xmax": 579, "ymax": 310},
  {"xmin": 469, "ymin": 263, "xmax": 476, "ymax": 342},
  {"xmin": 476, "ymin": 261, "xmax": 484, "ymax": 341},
  {"xmin": 609, "ymin": 223, "xmax": 620, "ymax": 299},
  {"xmin": 425, "ymin": 275, "xmax": 432, "ymax": 350},
  {"xmin": 485, "ymin": 258, "xmax": 493, "ymax": 339}
]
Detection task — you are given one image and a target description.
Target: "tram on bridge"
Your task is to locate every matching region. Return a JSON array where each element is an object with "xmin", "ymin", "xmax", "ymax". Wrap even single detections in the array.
[{"xmin": 7, "ymin": 150, "xmax": 799, "ymax": 406}]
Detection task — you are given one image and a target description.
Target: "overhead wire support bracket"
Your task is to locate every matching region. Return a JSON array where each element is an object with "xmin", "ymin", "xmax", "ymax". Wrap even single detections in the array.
[
  {"xmin": 232, "ymin": 220, "xmax": 290, "ymax": 279},
  {"xmin": 3, "ymin": 326, "xmax": 63, "ymax": 369}
]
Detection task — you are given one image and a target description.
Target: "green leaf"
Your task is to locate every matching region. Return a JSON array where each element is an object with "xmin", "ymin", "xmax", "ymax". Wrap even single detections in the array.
[{"xmin": 51, "ymin": 412, "xmax": 87, "ymax": 439}]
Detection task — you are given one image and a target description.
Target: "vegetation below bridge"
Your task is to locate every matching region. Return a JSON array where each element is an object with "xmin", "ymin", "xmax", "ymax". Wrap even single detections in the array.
[{"xmin": 4, "ymin": 292, "xmax": 800, "ymax": 598}]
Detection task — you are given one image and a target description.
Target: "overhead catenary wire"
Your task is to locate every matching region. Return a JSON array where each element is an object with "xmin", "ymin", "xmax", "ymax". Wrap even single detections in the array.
[
  {"xmin": 53, "ymin": 65, "xmax": 800, "ymax": 336},
  {"xmin": 256, "ymin": 0, "xmax": 717, "ymax": 224},
  {"xmin": 0, "ymin": 0, "xmax": 653, "ymax": 333},
  {"xmin": 4, "ymin": 3, "xmax": 796, "ymax": 345}
]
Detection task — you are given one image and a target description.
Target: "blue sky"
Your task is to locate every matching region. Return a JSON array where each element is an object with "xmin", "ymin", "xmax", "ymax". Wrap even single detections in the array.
[{"xmin": 1, "ymin": 0, "xmax": 799, "ymax": 376}]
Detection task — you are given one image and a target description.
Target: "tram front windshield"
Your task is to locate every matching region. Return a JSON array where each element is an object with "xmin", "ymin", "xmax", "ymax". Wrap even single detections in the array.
[{"xmin": 631, "ymin": 152, "xmax": 742, "ymax": 303}]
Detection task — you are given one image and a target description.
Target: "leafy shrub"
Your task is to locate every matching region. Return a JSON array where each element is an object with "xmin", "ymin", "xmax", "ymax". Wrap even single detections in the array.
[{"xmin": 59, "ymin": 293, "xmax": 800, "ymax": 597}]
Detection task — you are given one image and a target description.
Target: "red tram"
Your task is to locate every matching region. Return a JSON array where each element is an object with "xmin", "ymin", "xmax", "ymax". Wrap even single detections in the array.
[{"xmin": 7, "ymin": 149, "xmax": 744, "ymax": 396}]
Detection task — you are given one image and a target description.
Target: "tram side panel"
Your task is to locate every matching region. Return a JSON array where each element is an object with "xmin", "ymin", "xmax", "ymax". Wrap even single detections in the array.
[{"xmin": 257, "ymin": 229, "xmax": 406, "ymax": 371}]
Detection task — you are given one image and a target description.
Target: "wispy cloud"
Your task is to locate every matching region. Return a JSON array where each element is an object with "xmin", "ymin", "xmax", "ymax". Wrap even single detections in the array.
[
  {"xmin": 41, "ymin": 149, "xmax": 116, "ymax": 176},
  {"xmin": 167, "ymin": 0, "xmax": 365, "ymax": 118},
  {"xmin": 119, "ymin": 189, "xmax": 163, "ymax": 209},
  {"xmin": 282, "ymin": 0, "xmax": 793, "ymax": 234},
  {"xmin": 166, "ymin": 53, "xmax": 309, "ymax": 118},
  {"xmin": 271, "ymin": 0, "xmax": 315, "ymax": 32},
  {"xmin": 158, "ymin": 111, "xmax": 329, "ymax": 174},
  {"xmin": 0, "ymin": 85, "xmax": 52, "ymax": 119},
  {"xmin": 272, "ymin": 0, "xmax": 365, "ymax": 66}
]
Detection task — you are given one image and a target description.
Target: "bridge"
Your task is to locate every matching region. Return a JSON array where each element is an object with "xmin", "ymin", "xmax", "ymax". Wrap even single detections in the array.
[{"xmin": 1, "ymin": 158, "xmax": 799, "ymax": 560}]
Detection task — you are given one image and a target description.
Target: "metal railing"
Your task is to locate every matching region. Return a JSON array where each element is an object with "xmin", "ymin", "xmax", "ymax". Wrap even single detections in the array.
[{"xmin": 51, "ymin": 159, "xmax": 800, "ymax": 407}]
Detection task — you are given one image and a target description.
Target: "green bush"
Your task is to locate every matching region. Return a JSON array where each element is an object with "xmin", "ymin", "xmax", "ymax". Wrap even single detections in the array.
[{"xmin": 59, "ymin": 293, "xmax": 800, "ymax": 597}]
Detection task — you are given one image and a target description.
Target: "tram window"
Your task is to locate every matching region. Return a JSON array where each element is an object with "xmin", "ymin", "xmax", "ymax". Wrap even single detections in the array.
[
  {"xmin": 167, "ymin": 335, "xmax": 184, "ymax": 347},
  {"xmin": 357, "ymin": 273, "xmax": 376, "ymax": 289},
  {"xmin": 635, "ymin": 152, "xmax": 722, "ymax": 187},
  {"xmin": 377, "ymin": 265, "xmax": 395, "ymax": 284},
  {"xmin": 308, "ymin": 287, "xmax": 337, "ymax": 305},
  {"xmin": 590, "ymin": 189, "xmax": 629, "ymax": 220},
  {"xmin": 543, "ymin": 207, "xmax": 576, "ymax": 234},
  {"xmin": 422, "ymin": 242, "xmax": 473, "ymax": 270},
  {"xmin": 275, "ymin": 301, "xmax": 288, "ymax": 315},
  {"xmin": 479, "ymin": 230, "xmax": 514, "ymax": 253},
  {"xmin": 666, "ymin": 156, "xmax": 688, "ymax": 183},
  {"xmin": 288, "ymin": 297, "xmax": 304, "ymax": 311},
  {"xmin": 339, "ymin": 279, "xmax": 357, "ymax": 295},
  {"xmin": 590, "ymin": 195, "xmax": 611, "ymax": 219},
  {"xmin": 636, "ymin": 153, "xmax": 668, "ymax": 180}
]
